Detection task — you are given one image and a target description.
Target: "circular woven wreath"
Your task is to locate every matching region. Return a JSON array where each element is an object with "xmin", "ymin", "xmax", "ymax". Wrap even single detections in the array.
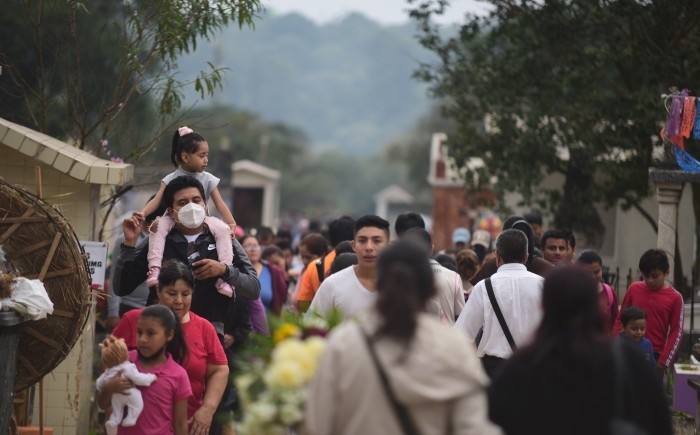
[{"xmin": 0, "ymin": 178, "xmax": 91, "ymax": 392}]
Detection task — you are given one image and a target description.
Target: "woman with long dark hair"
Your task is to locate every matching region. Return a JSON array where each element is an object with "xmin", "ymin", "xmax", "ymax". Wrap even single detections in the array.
[
  {"xmin": 304, "ymin": 240, "xmax": 500, "ymax": 435},
  {"xmin": 488, "ymin": 266, "xmax": 671, "ymax": 435}
]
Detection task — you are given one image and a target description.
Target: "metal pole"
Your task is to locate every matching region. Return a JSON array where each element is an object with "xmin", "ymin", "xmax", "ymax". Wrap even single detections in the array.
[
  {"xmin": 690, "ymin": 272, "xmax": 696, "ymax": 358},
  {"xmin": 0, "ymin": 312, "xmax": 23, "ymax": 435}
]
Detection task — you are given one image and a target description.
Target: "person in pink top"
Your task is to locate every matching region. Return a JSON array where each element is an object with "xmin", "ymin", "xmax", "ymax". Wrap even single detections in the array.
[
  {"xmin": 613, "ymin": 249, "xmax": 684, "ymax": 372},
  {"xmin": 98, "ymin": 305, "xmax": 191, "ymax": 435},
  {"xmin": 576, "ymin": 250, "xmax": 619, "ymax": 333},
  {"xmin": 112, "ymin": 261, "xmax": 229, "ymax": 434}
]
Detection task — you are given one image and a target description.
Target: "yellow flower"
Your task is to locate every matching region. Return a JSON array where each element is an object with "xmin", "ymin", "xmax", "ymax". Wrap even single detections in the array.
[
  {"xmin": 272, "ymin": 339, "xmax": 307, "ymax": 363},
  {"xmin": 273, "ymin": 323, "xmax": 302, "ymax": 343},
  {"xmin": 271, "ymin": 338, "xmax": 320, "ymax": 382},
  {"xmin": 304, "ymin": 337, "xmax": 326, "ymax": 360},
  {"xmin": 265, "ymin": 359, "xmax": 305, "ymax": 388}
]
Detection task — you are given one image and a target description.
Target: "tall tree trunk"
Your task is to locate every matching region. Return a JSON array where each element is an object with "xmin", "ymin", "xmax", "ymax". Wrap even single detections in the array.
[{"xmin": 554, "ymin": 151, "xmax": 605, "ymax": 245}]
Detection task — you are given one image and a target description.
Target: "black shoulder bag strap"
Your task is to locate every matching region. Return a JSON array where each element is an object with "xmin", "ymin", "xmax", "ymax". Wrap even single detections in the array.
[
  {"xmin": 359, "ymin": 325, "xmax": 422, "ymax": 435},
  {"xmin": 316, "ymin": 255, "xmax": 326, "ymax": 284},
  {"xmin": 484, "ymin": 278, "xmax": 517, "ymax": 352}
]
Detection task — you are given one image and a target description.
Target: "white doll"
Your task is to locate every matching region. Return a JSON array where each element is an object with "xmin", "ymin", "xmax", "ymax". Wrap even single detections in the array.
[{"xmin": 96, "ymin": 335, "xmax": 157, "ymax": 435}]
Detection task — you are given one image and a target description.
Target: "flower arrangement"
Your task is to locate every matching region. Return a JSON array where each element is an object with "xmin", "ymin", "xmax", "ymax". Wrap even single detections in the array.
[{"xmin": 232, "ymin": 312, "xmax": 341, "ymax": 435}]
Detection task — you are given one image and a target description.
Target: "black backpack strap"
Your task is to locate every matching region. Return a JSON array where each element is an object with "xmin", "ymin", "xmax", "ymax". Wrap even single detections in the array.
[
  {"xmin": 316, "ymin": 255, "xmax": 326, "ymax": 284},
  {"xmin": 484, "ymin": 278, "xmax": 517, "ymax": 351}
]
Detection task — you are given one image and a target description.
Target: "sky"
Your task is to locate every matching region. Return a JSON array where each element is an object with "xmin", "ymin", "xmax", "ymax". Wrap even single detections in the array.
[{"xmin": 263, "ymin": 0, "xmax": 488, "ymax": 25}]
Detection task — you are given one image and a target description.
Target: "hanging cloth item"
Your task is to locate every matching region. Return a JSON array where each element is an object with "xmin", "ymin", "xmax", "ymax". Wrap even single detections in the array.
[
  {"xmin": 674, "ymin": 145, "xmax": 700, "ymax": 173},
  {"xmin": 693, "ymin": 98, "xmax": 700, "ymax": 140},
  {"xmin": 661, "ymin": 127, "xmax": 685, "ymax": 150},
  {"xmin": 666, "ymin": 90, "xmax": 687, "ymax": 136},
  {"xmin": 681, "ymin": 96, "xmax": 697, "ymax": 139}
]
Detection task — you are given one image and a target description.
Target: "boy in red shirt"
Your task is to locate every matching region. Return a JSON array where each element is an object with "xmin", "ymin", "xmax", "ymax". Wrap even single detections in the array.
[{"xmin": 613, "ymin": 249, "xmax": 684, "ymax": 372}]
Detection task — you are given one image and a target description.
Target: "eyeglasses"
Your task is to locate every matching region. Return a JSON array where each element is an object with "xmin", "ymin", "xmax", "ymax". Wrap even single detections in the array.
[{"xmin": 242, "ymin": 244, "xmax": 261, "ymax": 250}]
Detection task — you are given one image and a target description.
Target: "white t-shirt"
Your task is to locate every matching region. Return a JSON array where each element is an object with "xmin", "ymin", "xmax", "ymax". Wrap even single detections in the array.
[
  {"xmin": 306, "ymin": 266, "xmax": 377, "ymax": 320},
  {"xmin": 162, "ymin": 167, "xmax": 220, "ymax": 200}
]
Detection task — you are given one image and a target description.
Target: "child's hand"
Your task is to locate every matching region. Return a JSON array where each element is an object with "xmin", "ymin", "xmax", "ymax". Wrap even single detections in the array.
[
  {"xmin": 228, "ymin": 223, "xmax": 237, "ymax": 239},
  {"xmin": 105, "ymin": 372, "xmax": 134, "ymax": 394}
]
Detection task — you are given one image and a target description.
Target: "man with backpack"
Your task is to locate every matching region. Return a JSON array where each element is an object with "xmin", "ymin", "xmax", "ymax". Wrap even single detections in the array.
[{"xmin": 297, "ymin": 215, "xmax": 356, "ymax": 312}]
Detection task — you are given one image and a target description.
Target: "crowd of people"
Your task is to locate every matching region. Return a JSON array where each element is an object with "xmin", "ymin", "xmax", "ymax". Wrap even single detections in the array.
[{"xmin": 99, "ymin": 126, "xmax": 679, "ymax": 434}]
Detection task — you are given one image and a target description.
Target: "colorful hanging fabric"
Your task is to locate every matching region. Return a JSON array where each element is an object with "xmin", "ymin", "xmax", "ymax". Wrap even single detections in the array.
[
  {"xmin": 681, "ymin": 96, "xmax": 697, "ymax": 138},
  {"xmin": 666, "ymin": 90, "xmax": 687, "ymax": 136},
  {"xmin": 693, "ymin": 98, "xmax": 700, "ymax": 140},
  {"xmin": 674, "ymin": 145, "xmax": 700, "ymax": 173}
]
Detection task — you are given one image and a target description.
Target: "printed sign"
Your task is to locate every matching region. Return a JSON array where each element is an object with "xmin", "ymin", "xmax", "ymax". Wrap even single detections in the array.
[{"xmin": 80, "ymin": 241, "xmax": 109, "ymax": 290}]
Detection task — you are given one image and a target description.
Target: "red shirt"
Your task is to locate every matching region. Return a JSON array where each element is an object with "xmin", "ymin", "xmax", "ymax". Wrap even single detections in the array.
[
  {"xmin": 613, "ymin": 281, "xmax": 684, "ymax": 368},
  {"xmin": 113, "ymin": 309, "xmax": 228, "ymax": 418}
]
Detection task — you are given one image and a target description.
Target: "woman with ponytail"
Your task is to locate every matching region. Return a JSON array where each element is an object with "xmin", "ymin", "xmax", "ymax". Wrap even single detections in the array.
[
  {"xmin": 304, "ymin": 240, "xmax": 500, "ymax": 435},
  {"xmin": 488, "ymin": 266, "xmax": 671, "ymax": 435}
]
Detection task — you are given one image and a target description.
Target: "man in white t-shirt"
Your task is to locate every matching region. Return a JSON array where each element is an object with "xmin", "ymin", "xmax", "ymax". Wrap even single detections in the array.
[
  {"xmin": 306, "ymin": 215, "xmax": 390, "ymax": 320},
  {"xmin": 402, "ymin": 227, "xmax": 465, "ymax": 324}
]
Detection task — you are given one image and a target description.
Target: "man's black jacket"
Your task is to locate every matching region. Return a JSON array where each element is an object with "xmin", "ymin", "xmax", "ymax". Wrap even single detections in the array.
[{"xmin": 113, "ymin": 227, "xmax": 261, "ymax": 327}]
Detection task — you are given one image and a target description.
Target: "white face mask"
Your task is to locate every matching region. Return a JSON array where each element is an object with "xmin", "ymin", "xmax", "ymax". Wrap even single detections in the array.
[{"xmin": 174, "ymin": 202, "xmax": 206, "ymax": 229}]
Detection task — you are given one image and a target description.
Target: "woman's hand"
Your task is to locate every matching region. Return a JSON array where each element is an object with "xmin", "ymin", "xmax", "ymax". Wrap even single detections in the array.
[
  {"xmin": 223, "ymin": 333, "xmax": 235, "ymax": 349},
  {"xmin": 188, "ymin": 404, "xmax": 215, "ymax": 435}
]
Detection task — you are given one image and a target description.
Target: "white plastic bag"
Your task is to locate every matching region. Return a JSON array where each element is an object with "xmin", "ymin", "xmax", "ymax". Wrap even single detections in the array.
[{"xmin": 0, "ymin": 277, "xmax": 54, "ymax": 320}]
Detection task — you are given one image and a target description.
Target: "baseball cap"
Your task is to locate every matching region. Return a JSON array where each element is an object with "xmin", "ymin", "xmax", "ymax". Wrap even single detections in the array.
[
  {"xmin": 452, "ymin": 227, "xmax": 471, "ymax": 245},
  {"xmin": 471, "ymin": 229, "xmax": 491, "ymax": 249}
]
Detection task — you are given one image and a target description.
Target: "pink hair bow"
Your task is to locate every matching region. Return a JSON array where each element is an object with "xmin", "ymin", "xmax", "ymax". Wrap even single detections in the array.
[{"xmin": 178, "ymin": 126, "xmax": 194, "ymax": 137}]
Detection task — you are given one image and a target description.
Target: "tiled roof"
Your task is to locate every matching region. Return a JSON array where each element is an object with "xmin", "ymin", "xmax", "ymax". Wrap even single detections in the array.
[{"xmin": 0, "ymin": 118, "xmax": 133, "ymax": 185}]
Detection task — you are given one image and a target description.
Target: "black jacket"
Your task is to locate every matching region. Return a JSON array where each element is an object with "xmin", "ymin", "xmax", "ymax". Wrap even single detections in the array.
[{"xmin": 113, "ymin": 227, "xmax": 261, "ymax": 327}]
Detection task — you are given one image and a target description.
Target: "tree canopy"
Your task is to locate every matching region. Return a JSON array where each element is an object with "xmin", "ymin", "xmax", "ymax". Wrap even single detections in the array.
[
  {"xmin": 410, "ymin": 0, "xmax": 700, "ymax": 244},
  {"xmin": 0, "ymin": 0, "xmax": 261, "ymax": 158}
]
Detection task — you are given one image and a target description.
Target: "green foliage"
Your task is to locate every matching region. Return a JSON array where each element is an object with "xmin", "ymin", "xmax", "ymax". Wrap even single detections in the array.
[
  {"xmin": 0, "ymin": 0, "xmax": 261, "ymax": 156},
  {"xmin": 409, "ymin": 0, "xmax": 700, "ymax": 243}
]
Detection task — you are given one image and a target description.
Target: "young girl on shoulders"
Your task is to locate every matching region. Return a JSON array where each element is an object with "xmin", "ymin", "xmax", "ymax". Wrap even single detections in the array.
[
  {"xmin": 136, "ymin": 126, "xmax": 237, "ymax": 296},
  {"xmin": 98, "ymin": 305, "xmax": 192, "ymax": 435}
]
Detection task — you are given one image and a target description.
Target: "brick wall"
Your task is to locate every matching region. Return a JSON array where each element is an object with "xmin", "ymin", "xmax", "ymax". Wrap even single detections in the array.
[{"xmin": 431, "ymin": 185, "xmax": 498, "ymax": 252}]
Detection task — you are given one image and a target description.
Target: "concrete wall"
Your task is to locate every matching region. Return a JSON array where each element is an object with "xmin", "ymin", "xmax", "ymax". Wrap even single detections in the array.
[
  {"xmin": 503, "ymin": 172, "xmax": 696, "ymax": 298},
  {"xmin": 0, "ymin": 147, "xmax": 98, "ymax": 435}
]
